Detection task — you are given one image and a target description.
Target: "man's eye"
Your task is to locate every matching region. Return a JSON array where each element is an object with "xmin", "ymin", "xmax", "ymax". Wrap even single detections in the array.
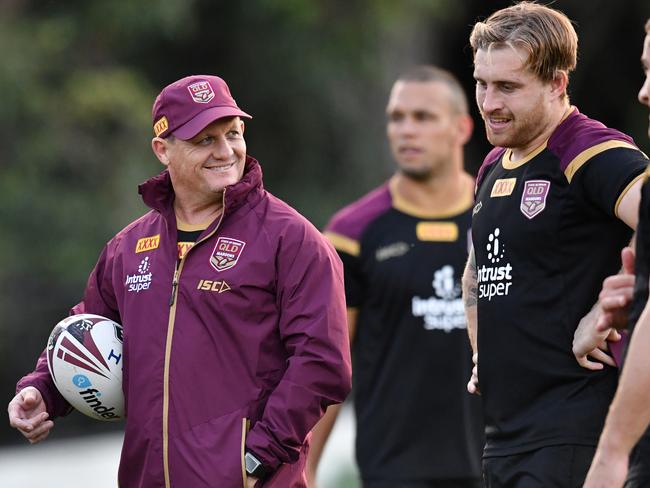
[
  {"xmin": 415, "ymin": 112, "xmax": 436, "ymax": 122},
  {"xmin": 199, "ymin": 136, "xmax": 214, "ymax": 145}
]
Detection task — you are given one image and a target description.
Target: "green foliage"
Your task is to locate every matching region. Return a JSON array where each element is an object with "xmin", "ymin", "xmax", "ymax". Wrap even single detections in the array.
[{"xmin": 0, "ymin": 6, "xmax": 156, "ymax": 440}]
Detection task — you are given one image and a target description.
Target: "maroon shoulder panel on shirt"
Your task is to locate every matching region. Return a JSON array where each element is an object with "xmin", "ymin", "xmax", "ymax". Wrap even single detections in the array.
[
  {"xmin": 475, "ymin": 147, "xmax": 507, "ymax": 193},
  {"xmin": 548, "ymin": 108, "xmax": 637, "ymax": 172},
  {"xmin": 325, "ymin": 182, "xmax": 393, "ymax": 241}
]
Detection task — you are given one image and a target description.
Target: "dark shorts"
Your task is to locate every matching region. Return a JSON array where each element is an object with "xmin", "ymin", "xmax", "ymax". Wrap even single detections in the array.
[
  {"xmin": 482, "ymin": 445, "xmax": 596, "ymax": 488},
  {"xmin": 625, "ymin": 478, "xmax": 650, "ymax": 488},
  {"xmin": 626, "ymin": 428, "xmax": 650, "ymax": 487},
  {"xmin": 363, "ymin": 479, "xmax": 482, "ymax": 488}
]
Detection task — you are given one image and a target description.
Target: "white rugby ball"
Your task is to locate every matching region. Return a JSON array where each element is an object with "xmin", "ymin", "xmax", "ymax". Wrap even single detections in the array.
[{"xmin": 46, "ymin": 313, "xmax": 124, "ymax": 421}]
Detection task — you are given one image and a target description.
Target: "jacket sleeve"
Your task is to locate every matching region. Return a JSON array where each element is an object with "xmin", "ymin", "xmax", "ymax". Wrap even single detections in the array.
[
  {"xmin": 245, "ymin": 222, "xmax": 352, "ymax": 470},
  {"xmin": 16, "ymin": 241, "xmax": 120, "ymax": 418}
]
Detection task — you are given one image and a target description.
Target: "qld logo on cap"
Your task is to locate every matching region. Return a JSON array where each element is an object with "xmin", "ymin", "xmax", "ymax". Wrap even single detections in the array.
[{"xmin": 188, "ymin": 80, "xmax": 215, "ymax": 103}]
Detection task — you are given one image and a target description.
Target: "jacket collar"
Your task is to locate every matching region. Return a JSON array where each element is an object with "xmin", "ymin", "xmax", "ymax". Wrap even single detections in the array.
[{"xmin": 138, "ymin": 156, "xmax": 264, "ymax": 217}]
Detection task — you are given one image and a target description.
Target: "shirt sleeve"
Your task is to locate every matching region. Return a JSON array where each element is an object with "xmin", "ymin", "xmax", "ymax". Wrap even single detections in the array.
[
  {"xmin": 335, "ymin": 252, "xmax": 364, "ymax": 311},
  {"xmin": 570, "ymin": 146, "xmax": 648, "ymax": 218}
]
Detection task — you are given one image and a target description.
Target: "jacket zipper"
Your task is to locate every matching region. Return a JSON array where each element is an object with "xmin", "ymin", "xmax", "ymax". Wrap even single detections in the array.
[
  {"xmin": 162, "ymin": 190, "xmax": 227, "ymax": 488},
  {"xmin": 241, "ymin": 418, "xmax": 250, "ymax": 488},
  {"xmin": 169, "ymin": 264, "xmax": 180, "ymax": 306}
]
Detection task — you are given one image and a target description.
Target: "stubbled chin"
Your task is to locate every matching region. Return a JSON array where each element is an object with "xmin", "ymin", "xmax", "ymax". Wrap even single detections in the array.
[{"xmin": 485, "ymin": 129, "xmax": 504, "ymax": 145}]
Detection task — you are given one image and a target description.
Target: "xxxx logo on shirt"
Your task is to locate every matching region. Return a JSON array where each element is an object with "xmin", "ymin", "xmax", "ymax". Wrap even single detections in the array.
[
  {"xmin": 210, "ymin": 237, "xmax": 246, "ymax": 272},
  {"xmin": 490, "ymin": 178, "xmax": 516, "ymax": 198},
  {"xmin": 177, "ymin": 242, "xmax": 193, "ymax": 259}
]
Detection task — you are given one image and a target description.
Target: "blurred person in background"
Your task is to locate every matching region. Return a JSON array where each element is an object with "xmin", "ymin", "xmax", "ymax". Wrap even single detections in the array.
[
  {"xmin": 7, "ymin": 74, "xmax": 352, "ymax": 488},
  {"xmin": 307, "ymin": 65, "xmax": 484, "ymax": 488},
  {"xmin": 583, "ymin": 18, "xmax": 650, "ymax": 488},
  {"xmin": 463, "ymin": 3, "xmax": 649, "ymax": 487}
]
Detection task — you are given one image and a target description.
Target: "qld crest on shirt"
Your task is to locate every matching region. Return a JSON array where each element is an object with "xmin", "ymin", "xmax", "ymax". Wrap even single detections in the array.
[
  {"xmin": 520, "ymin": 180, "xmax": 550, "ymax": 219},
  {"xmin": 210, "ymin": 237, "xmax": 246, "ymax": 272}
]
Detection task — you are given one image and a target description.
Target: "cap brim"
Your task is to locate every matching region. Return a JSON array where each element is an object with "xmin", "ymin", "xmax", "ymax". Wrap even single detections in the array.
[{"xmin": 172, "ymin": 106, "xmax": 252, "ymax": 140}]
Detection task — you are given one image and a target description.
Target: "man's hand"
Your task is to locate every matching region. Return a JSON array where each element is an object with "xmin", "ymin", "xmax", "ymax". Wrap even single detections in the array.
[
  {"xmin": 246, "ymin": 476, "xmax": 259, "ymax": 488},
  {"xmin": 7, "ymin": 386, "xmax": 54, "ymax": 444},
  {"xmin": 582, "ymin": 445, "xmax": 629, "ymax": 488},
  {"xmin": 573, "ymin": 312, "xmax": 621, "ymax": 370},
  {"xmin": 573, "ymin": 247, "xmax": 634, "ymax": 370},
  {"xmin": 467, "ymin": 353, "xmax": 480, "ymax": 395},
  {"xmin": 595, "ymin": 247, "xmax": 636, "ymax": 332}
]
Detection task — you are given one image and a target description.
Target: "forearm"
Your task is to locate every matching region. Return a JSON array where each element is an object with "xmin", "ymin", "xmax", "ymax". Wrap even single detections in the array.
[
  {"xmin": 306, "ymin": 403, "xmax": 342, "ymax": 480},
  {"xmin": 598, "ymin": 298, "xmax": 650, "ymax": 456},
  {"xmin": 462, "ymin": 247, "xmax": 478, "ymax": 353}
]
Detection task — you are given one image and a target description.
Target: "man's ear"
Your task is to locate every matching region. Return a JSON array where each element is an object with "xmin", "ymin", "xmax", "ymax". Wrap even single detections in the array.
[
  {"xmin": 550, "ymin": 70, "xmax": 569, "ymax": 100},
  {"xmin": 151, "ymin": 137, "xmax": 171, "ymax": 167},
  {"xmin": 456, "ymin": 113, "xmax": 474, "ymax": 146}
]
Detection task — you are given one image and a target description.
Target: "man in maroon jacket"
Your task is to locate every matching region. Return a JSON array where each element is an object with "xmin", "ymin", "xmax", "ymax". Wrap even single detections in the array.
[{"xmin": 7, "ymin": 74, "xmax": 352, "ymax": 488}]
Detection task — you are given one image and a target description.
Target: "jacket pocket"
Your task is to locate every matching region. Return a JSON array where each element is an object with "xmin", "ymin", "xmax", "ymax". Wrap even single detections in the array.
[{"xmin": 171, "ymin": 408, "xmax": 249, "ymax": 488}]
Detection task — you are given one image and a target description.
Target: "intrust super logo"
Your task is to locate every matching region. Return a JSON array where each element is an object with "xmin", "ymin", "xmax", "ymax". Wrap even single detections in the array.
[
  {"xmin": 412, "ymin": 265, "xmax": 466, "ymax": 332},
  {"xmin": 125, "ymin": 257, "xmax": 154, "ymax": 293},
  {"xmin": 478, "ymin": 227, "xmax": 513, "ymax": 301}
]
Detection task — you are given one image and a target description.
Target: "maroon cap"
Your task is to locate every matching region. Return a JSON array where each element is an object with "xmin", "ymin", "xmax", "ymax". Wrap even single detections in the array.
[{"xmin": 152, "ymin": 75, "xmax": 252, "ymax": 140}]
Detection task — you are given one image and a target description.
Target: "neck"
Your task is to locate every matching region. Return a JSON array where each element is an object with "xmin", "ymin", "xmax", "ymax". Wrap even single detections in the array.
[
  {"xmin": 393, "ymin": 164, "xmax": 472, "ymax": 215},
  {"xmin": 511, "ymin": 102, "xmax": 571, "ymax": 161},
  {"xmin": 173, "ymin": 194, "xmax": 223, "ymax": 226}
]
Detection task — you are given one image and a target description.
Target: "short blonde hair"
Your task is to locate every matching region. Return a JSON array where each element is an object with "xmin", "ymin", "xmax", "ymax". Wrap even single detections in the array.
[
  {"xmin": 469, "ymin": 1, "xmax": 577, "ymax": 83},
  {"xmin": 396, "ymin": 65, "xmax": 469, "ymax": 115}
]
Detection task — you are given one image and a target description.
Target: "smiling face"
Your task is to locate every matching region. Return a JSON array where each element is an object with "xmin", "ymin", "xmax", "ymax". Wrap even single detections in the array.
[
  {"xmin": 386, "ymin": 80, "xmax": 466, "ymax": 180},
  {"xmin": 152, "ymin": 116, "xmax": 246, "ymax": 206},
  {"xmin": 474, "ymin": 45, "xmax": 567, "ymax": 157}
]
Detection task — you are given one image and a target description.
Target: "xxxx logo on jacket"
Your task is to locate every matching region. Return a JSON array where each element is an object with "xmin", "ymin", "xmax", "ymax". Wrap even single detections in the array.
[{"xmin": 210, "ymin": 237, "xmax": 246, "ymax": 272}]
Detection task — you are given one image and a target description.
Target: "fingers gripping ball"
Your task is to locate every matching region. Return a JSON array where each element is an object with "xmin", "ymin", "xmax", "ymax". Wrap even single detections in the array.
[{"xmin": 46, "ymin": 314, "xmax": 124, "ymax": 421}]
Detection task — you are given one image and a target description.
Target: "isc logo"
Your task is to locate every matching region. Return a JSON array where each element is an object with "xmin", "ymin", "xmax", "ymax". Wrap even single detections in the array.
[{"xmin": 197, "ymin": 279, "xmax": 231, "ymax": 294}]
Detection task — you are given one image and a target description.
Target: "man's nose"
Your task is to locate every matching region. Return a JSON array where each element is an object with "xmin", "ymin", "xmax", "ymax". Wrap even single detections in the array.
[
  {"xmin": 480, "ymin": 86, "xmax": 503, "ymax": 113},
  {"xmin": 211, "ymin": 136, "xmax": 234, "ymax": 159}
]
